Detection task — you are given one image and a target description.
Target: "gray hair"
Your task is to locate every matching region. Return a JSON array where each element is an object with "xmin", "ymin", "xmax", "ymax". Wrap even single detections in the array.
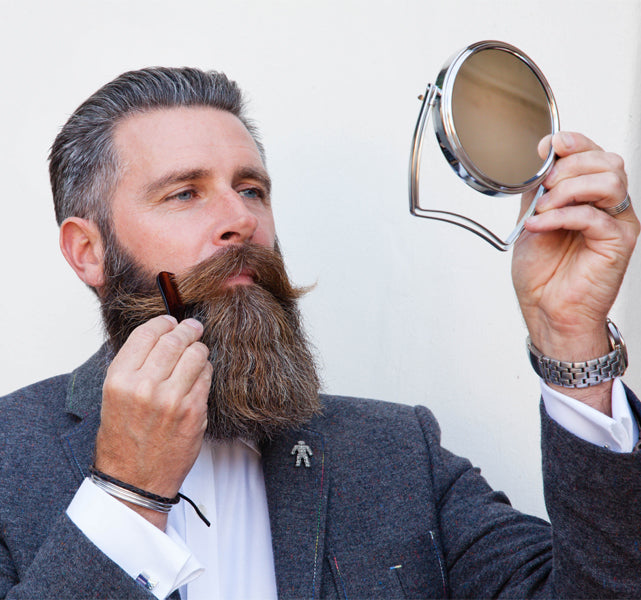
[{"xmin": 49, "ymin": 67, "xmax": 264, "ymax": 234}]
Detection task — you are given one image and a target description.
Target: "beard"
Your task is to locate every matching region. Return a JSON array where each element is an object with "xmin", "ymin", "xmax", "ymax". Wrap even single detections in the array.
[{"xmin": 99, "ymin": 235, "xmax": 321, "ymax": 442}]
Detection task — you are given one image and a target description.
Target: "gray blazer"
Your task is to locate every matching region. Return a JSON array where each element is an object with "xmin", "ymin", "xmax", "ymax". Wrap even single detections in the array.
[{"xmin": 1, "ymin": 348, "xmax": 640, "ymax": 599}]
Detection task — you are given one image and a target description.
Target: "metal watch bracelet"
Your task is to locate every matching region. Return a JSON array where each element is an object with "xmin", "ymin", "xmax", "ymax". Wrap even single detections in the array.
[{"xmin": 527, "ymin": 319, "xmax": 628, "ymax": 388}]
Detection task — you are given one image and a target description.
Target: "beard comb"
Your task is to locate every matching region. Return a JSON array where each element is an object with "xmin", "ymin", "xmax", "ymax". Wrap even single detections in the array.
[{"xmin": 156, "ymin": 271, "xmax": 186, "ymax": 321}]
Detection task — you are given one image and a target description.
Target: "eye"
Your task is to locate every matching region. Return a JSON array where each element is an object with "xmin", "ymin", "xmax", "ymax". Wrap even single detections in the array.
[
  {"xmin": 238, "ymin": 187, "xmax": 263, "ymax": 200},
  {"xmin": 238, "ymin": 187, "xmax": 269, "ymax": 205},
  {"xmin": 166, "ymin": 188, "xmax": 196, "ymax": 202}
]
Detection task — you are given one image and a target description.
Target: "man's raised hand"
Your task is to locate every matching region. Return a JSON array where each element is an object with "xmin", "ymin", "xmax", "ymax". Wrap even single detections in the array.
[
  {"xmin": 95, "ymin": 315, "xmax": 212, "ymax": 528},
  {"xmin": 512, "ymin": 132, "xmax": 639, "ymax": 413}
]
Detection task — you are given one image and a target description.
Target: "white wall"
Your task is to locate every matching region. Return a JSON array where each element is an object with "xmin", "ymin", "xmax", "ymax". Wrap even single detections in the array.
[{"xmin": 0, "ymin": 0, "xmax": 639, "ymax": 519}]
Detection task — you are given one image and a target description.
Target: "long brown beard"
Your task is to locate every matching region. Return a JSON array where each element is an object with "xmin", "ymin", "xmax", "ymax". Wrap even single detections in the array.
[{"xmin": 100, "ymin": 240, "xmax": 321, "ymax": 442}]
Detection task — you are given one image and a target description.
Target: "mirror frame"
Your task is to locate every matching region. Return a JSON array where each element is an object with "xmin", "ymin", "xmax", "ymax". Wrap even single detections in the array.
[{"xmin": 409, "ymin": 40, "xmax": 560, "ymax": 251}]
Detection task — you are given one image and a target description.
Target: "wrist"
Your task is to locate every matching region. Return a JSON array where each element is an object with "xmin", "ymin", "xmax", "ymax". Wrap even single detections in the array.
[
  {"xmin": 526, "ymin": 319, "xmax": 628, "ymax": 416},
  {"xmin": 525, "ymin": 315, "xmax": 611, "ymax": 361},
  {"xmin": 89, "ymin": 466, "xmax": 210, "ymax": 529},
  {"xmin": 93, "ymin": 448, "xmax": 182, "ymax": 499},
  {"xmin": 120, "ymin": 501, "xmax": 169, "ymax": 531},
  {"xmin": 547, "ymin": 379, "xmax": 614, "ymax": 416}
]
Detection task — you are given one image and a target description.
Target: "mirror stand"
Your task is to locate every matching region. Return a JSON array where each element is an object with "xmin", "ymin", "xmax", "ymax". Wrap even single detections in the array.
[{"xmin": 409, "ymin": 83, "xmax": 541, "ymax": 252}]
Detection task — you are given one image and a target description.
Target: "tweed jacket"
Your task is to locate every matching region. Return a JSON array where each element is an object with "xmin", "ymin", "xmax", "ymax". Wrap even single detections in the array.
[{"xmin": 1, "ymin": 348, "xmax": 641, "ymax": 599}]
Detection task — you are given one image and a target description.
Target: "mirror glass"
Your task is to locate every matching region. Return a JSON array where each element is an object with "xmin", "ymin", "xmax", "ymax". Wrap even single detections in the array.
[{"xmin": 449, "ymin": 48, "xmax": 553, "ymax": 187}]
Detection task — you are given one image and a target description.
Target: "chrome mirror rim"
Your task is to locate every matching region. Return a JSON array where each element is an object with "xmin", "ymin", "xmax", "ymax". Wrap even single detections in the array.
[
  {"xmin": 408, "ymin": 40, "xmax": 560, "ymax": 251},
  {"xmin": 437, "ymin": 40, "xmax": 559, "ymax": 195}
]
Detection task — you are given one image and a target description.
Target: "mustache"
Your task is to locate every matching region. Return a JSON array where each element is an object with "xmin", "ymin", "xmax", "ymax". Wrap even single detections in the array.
[
  {"xmin": 180, "ymin": 242, "xmax": 310, "ymax": 306},
  {"xmin": 106, "ymin": 243, "xmax": 310, "ymax": 324}
]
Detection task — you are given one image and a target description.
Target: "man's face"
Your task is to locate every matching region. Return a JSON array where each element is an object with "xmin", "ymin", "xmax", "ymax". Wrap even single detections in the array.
[
  {"xmin": 109, "ymin": 106, "xmax": 276, "ymax": 278},
  {"xmin": 97, "ymin": 105, "xmax": 320, "ymax": 441}
]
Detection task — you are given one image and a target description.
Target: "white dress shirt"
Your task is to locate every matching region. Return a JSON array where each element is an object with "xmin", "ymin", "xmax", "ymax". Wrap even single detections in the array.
[
  {"xmin": 68, "ymin": 439, "xmax": 277, "ymax": 600},
  {"xmin": 541, "ymin": 379, "xmax": 638, "ymax": 452},
  {"xmin": 67, "ymin": 379, "xmax": 637, "ymax": 599}
]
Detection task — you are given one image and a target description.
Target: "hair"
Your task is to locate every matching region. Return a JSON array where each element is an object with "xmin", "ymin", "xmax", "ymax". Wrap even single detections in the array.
[{"xmin": 49, "ymin": 67, "xmax": 265, "ymax": 236}]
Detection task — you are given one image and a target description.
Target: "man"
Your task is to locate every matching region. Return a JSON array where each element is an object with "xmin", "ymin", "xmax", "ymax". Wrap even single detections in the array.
[{"xmin": 0, "ymin": 67, "xmax": 639, "ymax": 599}]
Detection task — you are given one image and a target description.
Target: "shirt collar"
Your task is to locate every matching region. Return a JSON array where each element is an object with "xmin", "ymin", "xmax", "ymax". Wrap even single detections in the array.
[{"xmin": 210, "ymin": 437, "xmax": 261, "ymax": 456}]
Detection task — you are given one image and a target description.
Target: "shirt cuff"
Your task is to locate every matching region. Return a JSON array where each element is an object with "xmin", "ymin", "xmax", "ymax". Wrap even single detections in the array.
[
  {"xmin": 66, "ymin": 478, "xmax": 204, "ymax": 599},
  {"xmin": 541, "ymin": 377, "xmax": 639, "ymax": 452}
]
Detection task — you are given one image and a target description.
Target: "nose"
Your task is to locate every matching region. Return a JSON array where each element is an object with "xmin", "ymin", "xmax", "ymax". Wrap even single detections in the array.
[{"xmin": 212, "ymin": 190, "xmax": 259, "ymax": 246}]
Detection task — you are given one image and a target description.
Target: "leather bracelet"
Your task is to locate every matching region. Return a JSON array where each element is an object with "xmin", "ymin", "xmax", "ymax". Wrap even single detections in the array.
[
  {"xmin": 527, "ymin": 319, "xmax": 628, "ymax": 388},
  {"xmin": 88, "ymin": 466, "xmax": 210, "ymax": 526},
  {"xmin": 89, "ymin": 466, "xmax": 179, "ymax": 513}
]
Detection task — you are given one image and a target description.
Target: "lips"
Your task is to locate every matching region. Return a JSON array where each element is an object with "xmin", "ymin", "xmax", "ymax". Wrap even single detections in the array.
[{"xmin": 225, "ymin": 267, "xmax": 256, "ymax": 287}]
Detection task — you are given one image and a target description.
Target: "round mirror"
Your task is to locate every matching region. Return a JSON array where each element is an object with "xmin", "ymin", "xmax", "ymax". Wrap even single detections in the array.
[
  {"xmin": 409, "ymin": 41, "xmax": 560, "ymax": 250},
  {"xmin": 436, "ymin": 41, "xmax": 558, "ymax": 193}
]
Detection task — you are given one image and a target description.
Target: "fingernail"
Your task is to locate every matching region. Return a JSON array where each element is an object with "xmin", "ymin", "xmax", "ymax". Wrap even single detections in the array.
[
  {"xmin": 539, "ymin": 133, "xmax": 552, "ymax": 151},
  {"xmin": 161, "ymin": 315, "xmax": 178, "ymax": 324},
  {"xmin": 560, "ymin": 132, "xmax": 573, "ymax": 149},
  {"xmin": 536, "ymin": 192, "xmax": 549, "ymax": 210},
  {"xmin": 184, "ymin": 318, "xmax": 203, "ymax": 331}
]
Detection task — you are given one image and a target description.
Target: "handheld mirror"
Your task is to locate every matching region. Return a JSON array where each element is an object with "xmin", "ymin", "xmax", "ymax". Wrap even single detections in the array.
[{"xmin": 409, "ymin": 40, "xmax": 559, "ymax": 250}]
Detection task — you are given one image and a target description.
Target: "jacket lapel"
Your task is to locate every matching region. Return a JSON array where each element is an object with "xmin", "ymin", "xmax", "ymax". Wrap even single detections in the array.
[{"xmin": 262, "ymin": 424, "xmax": 330, "ymax": 600}]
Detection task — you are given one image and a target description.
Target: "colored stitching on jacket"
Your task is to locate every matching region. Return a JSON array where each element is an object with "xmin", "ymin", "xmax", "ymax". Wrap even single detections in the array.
[
  {"xmin": 430, "ymin": 530, "xmax": 447, "ymax": 597},
  {"xmin": 311, "ymin": 436, "xmax": 325, "ymax": 597},
  {"xmin": 334, "ymin": 556, "xmax": 348, "ymax": 599}
]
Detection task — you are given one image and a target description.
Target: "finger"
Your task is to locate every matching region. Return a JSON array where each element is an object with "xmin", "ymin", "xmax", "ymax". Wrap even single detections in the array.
[
  {"xmin": 110, "ymin": 315, "xmax": 178, "ymax": 371},
  {"xmin": 165, "ymin": 341, "xmax": 211, "ymax": 396},
  {"xmin": 184, "ymin": 363, "xmax": 213, "ymax": 433},
  {"xmin": 544, "ymin": 150, "xmax": 627, "ymax": 191},
  {"xmin": 141, "ymin": 318, "xmax": 205, "ymax": 379},
  {"xmin": 537, "ymin": 172, "xmax": 628, "ymax": 213},
  {"xmin": 170, "ymin": 360, "xmax": 212, "ymax": 423},
  {"xmin": 542, "ymin": 131, "xmax": 604, "ymax": 159},
  {"xmin": 537, "ymin": 134, "xmax": 553, "ymax": 160},
  {"xmin": 525, "ymin": 203, "xmax": 625, "ymax": 244}
]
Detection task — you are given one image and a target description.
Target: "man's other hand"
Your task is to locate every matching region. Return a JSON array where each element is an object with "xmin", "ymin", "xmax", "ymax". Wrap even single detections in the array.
[
  {"xmin": 512, "ymin": 132, "xmax": 639, "ymax": 414},
  {"xmin": 95, "ymin": 315, "xmax": 212, "ymax": 528}
]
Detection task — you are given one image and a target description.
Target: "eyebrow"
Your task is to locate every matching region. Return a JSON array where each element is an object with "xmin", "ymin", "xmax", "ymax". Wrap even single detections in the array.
[
  {"xmin": 142, "ymin": 166, "xmax": 272, "ymax": 198},
  {"xmin": 143, "ymin": 168, "xmax": 211, "ymax": 198},
  {"xmin": 235, "ymin": 167, "xmax": 272, "ymax": 196}
]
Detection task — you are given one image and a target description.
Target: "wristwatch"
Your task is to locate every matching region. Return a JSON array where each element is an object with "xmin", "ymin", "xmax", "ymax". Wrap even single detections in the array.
[{"xmin": 527, "ymin": 319, "xmax": 628, "ymax": 388}]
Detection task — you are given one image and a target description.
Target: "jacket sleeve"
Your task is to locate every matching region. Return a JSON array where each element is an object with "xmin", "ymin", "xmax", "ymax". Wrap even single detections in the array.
[
  {"xmin": 540, "ymin": 391, "xmax": 641, "ymax": 598},
  {"xmin": 416, "ymin": 390, "xmax": 641, "ymax": 599},
  {"xmin": 0, "ymin": 375, "xmax": 176, "ymax": 600},
  {"xmin": 1, "ymin": 513, "xmax": 157, "ymax": 600}
]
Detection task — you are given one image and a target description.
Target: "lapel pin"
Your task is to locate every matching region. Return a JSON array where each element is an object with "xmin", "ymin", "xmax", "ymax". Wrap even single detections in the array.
[{"xmin": 291, "ymin": 440, "xmax": 313, "ymax": 467}]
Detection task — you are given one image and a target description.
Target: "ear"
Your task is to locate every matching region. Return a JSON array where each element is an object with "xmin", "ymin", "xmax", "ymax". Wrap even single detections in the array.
[{"xmin": 59, "ymin": 217, "xmax": 106, "ymax": 289}]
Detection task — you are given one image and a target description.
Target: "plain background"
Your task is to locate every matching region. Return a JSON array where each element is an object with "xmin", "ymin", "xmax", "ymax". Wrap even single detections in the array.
[{"xmin": 1, "ymin": 0, "xmax": 640, "ymax": 519}]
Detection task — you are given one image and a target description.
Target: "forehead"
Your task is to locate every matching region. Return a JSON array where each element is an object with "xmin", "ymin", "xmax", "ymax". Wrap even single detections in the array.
[{"xmin": 112, "ymin": 106, "xmax": 263, "ymax": 176}]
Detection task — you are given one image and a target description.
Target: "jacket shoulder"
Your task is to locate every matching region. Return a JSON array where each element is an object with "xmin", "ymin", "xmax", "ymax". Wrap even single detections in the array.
[
  {"xmin": 314, "ymin": 394, "xmax": 442, "ymax": 449},
  {"xmin": 0, "ymin": 374, "xmax": 73, "ymax": 440}
]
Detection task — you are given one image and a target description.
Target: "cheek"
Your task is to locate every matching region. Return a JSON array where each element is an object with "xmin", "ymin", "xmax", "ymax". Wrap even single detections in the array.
[
  {"xmin": 256, "ymin": 225, "xmax": 276, "ymax": 248},
  {"xmin": 256, "ymin": 211, "xmax": 276, "ymax": 247},
  {"xmin": 114, "ymin": 220, "xmax": 204, "ymax": 273}
]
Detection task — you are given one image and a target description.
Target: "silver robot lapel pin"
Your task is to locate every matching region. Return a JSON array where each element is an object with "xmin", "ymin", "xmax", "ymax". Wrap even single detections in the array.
[{"xmin": 291, "ymin": 440, "xmax": 313, "ymax": 467}]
